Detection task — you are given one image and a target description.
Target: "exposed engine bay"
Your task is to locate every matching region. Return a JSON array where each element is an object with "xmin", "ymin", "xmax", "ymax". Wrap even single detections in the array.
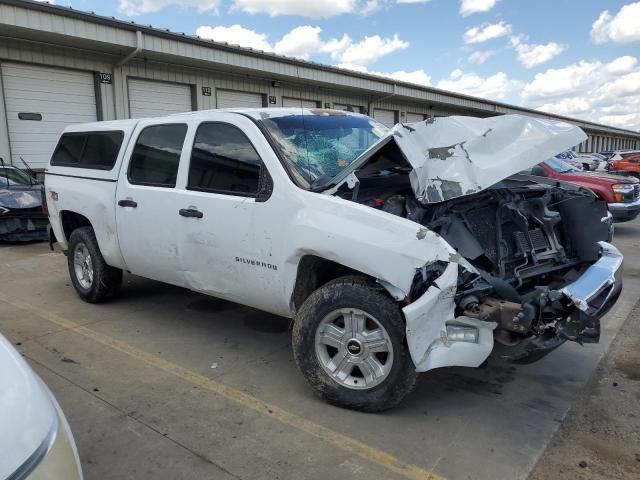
[{"xmin": 334, "ymin": 140, "xmax": 619, "ymax": 364}]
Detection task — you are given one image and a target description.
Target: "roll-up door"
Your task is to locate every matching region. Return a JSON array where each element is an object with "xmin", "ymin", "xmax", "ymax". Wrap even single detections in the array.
[
  {"xmin": 1, "ymin": 62, "xmax": 97, "ymax": 169},
  {"xmin": 282, "ymin": 97, "xmax": 319, "ymax": 109},
  {"xmin": 373, "ymin": 109, "xmax": 396, "ymax": 128},
  {"xmin": 406, "ymin": 113, "xmax": 425, "ymax": 123},
  {"xmin": 216, "ymin": 90, "xmax": 264, "ymax": 109},
  {"xmin": 128, "ymin": 78, "xmax": 193, "ymax": 118}
]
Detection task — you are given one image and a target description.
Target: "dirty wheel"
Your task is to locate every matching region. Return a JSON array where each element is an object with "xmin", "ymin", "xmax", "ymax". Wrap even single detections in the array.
[
  {"xmin": 67, "ymin": 226, "xmax": 122, "ymax": 303},
  {"xmin": 292, "ymin": 276, "xmax": 417, "ymax": 412}
]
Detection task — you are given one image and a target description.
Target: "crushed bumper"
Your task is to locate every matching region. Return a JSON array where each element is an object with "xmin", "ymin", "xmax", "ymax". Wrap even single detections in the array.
[
  {"xmin": 403, "ymin": 241, "xmax": 623, "ymax": 372},
  {"xmin": 502, "ymin": 241, "xmax": 622, "ymax": 364},
  {"xmin": 0, "ymin": 216, "xmax": 48, "ymax": 241},
  {"xmin": 560, "ymin": 242, "xmax": 623, "ymax": 317}
]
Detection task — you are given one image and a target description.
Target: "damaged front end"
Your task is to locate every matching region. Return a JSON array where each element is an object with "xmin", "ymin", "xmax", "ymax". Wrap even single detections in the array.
[
  {"xmin": 401, "ymin": 186, "xmax": 622, "ymax": 370},
  {"xmin": 0, "ymin": 165, "xmax": 48, "ymax": 242},
  {"xmin": 0, "ymin": 189, "xmax": 48, "ymax": 242},
  {"xmin": 330, "ymin": 114, "xmax": 623, "ymax": 371}
]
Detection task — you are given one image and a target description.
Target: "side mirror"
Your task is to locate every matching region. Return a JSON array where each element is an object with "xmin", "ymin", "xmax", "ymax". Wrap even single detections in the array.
[
  {"xmin": 255, "ymin": 166, "xmax": 273, "ymax": 203},
  {"xmin": 531, "ymin": 165, "xmax": 548, "ymax": 177}
]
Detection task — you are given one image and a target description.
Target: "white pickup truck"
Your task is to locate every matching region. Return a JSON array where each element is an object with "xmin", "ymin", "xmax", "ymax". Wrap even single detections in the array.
[{"xmin": 46, "ymin": 108, "xmax": 623, "ymax": 412}]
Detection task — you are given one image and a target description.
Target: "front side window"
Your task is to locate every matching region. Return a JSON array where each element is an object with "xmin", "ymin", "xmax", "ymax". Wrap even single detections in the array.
[
  {"xmin": 128, "ymin": 124, "xmax": 187, "ymax": 187},
  {"xmin": 188, "ymin": 123, "xmax": 262, "ymax": 196},
  {"xmin": 255, "ymin": 112, "xmax": 387, "ymax": 187},
  {"xmin": 51, "ymin": 131, "xmax": 124, "ymax": 169}
]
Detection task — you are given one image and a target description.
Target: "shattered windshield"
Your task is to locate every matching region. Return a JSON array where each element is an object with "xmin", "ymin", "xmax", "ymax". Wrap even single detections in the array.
[
  {"xmin": 0, "ymin": 167, "xmax": 37, "ymax": 187},
  {"xmin": 256, "ymin": 111, "xmax": 387, "ymax": 188}
]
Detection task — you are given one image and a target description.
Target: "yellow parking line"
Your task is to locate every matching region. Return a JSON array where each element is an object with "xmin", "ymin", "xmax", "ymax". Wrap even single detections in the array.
[{"xmin": 0, "ymin": 294, "xmax": 443, "ymax": 480}]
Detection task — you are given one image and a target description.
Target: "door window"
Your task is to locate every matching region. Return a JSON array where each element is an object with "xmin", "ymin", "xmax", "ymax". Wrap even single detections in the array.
[
  {"xmin": 128, "ymin": 124, "xmax": 188, "ymax": 187},
  {"xmin": 188, "ymin": 123, "xmax": 262, "ymax": 196}
]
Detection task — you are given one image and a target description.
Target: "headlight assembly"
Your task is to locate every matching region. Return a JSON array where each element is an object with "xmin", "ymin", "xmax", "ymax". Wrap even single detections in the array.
[{"xmin": 612, "ymin": 183, "xmax": 635, "ymax": 202}]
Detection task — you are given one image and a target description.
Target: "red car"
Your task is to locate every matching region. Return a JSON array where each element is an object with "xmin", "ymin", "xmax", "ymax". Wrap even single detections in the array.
[
  {"xmin": 608, "ymin": 151, "xmax": 640, "ymax": 178},
  {"xmin": 528, "ymin": 158, "xmax": 640, "ymax": 223}
]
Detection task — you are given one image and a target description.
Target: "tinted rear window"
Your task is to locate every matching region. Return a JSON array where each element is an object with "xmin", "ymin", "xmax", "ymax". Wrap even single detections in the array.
[{"xmin": 51, "ymin": 131, "xmax": 124, "ymax": 170}]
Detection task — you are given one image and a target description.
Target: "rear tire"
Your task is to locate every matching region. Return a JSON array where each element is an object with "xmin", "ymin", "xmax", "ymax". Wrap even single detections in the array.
[
  {"xmin": 292, "ymin": 276, "xmax": 417, "ymax": 412},
  {"xmin": 67, "ymin": 226, "xmax": 122, "ymax": 303}
]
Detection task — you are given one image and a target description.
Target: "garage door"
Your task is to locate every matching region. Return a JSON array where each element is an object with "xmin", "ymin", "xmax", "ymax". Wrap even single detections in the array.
[
  {"xmin": 334, "ymin": 103, "xmax": 364, "ymax": 113},
  {"xmin": 216, "ymin": 90, "xmax": 264, "ymax": 109},
  {"xmin": 406, "ymin": 113, "xmax": 425, "ymax": 123},
  {"xmin": 373, "ymin": 109, "xmax": 396, "ymax": 127},
  {"xmin": 282, "ymin": 97, "xmax": 319, "ymax": 109},
  {"xmin": 1, "ymin": 63, "xmax": 97, "ymax": 169},
  {"xmin": 128, "ymin": 78, "xmax": 193, "ymax": 119}
]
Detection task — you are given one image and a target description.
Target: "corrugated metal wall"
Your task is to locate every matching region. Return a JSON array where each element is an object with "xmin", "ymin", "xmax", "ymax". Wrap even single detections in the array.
[{"xmin": 0, "ymin": 35, "xmax": 638, "ymax": 165}]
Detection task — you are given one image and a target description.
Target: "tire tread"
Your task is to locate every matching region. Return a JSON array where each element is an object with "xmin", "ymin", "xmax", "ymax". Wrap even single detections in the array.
[{"xmin": 67, "ymin": 226, "xmax": 122, "ymax": 303}]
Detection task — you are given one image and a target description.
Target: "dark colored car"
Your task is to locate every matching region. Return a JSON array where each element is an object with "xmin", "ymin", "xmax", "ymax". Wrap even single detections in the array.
[
  {"xmin": 528, "ymin": 157, "xmax": 640, "ymax": 223},
  {"xmin": 0, "ymin": 164, "xmax": 48, "ymax": 241}
]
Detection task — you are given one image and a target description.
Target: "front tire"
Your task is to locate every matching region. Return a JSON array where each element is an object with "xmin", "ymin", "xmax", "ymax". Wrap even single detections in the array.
[
  {"xmin": 67, "ymin": 227, "xmax": 122, "ymax": 303},
  {"xmin": 292, "ymin": 276, "xmax": 417, "ymax": 412}
]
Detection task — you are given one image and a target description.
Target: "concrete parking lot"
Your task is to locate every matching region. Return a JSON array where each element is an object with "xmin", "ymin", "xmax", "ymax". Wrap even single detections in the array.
[{"xmin": 1, "ymin": 219, "xmax": 639, "ymax": 480}]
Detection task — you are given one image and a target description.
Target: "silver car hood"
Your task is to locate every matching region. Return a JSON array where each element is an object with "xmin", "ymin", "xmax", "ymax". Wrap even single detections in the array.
[
  {"xmin": 0, "ymin": 334, "xmax": 56, "ymax": 479},
  {"xmin": 0, "ymin": 188, "xmax": 42, "ymax": 209},
  {"xmin": 332, "ymin": 114, "xmax": 587, "ymax": 203}
]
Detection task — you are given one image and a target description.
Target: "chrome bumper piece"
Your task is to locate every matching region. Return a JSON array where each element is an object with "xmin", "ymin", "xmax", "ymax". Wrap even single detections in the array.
[{"xmin": 560, "ymin": 241, "xmax": 623, "ymax": 317}]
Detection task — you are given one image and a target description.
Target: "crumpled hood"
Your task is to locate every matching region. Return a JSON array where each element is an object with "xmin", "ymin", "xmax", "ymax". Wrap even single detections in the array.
[
  {"xmin": 0, "ymin": 188, "xmax": 42, "ymax": 209},
  {"xmin": 373, "ymin": 114, "xmax": 587, "ymax": 203}
]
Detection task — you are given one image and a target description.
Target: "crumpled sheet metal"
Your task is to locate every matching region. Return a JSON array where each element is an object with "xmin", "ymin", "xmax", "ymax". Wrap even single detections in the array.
[
  {"xmin": 286, "ymin": 193, "xmax": 478, "ymax": 300},
  {"xmin": 387, "ymin": 114, "xmax": 587, "ymax": 203},
  {"xmin": 560, "ymin": 241, "xmax": 623, "ymax": 313},
  {"xmin": 402, "ymin": 262, "xmax": 496, "ymax": 372}
]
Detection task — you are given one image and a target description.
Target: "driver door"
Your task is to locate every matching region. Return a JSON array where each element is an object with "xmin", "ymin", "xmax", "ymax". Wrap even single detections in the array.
[{"xmin": 173, "ymin": 116, "xmax": 285, "ymax": 311}]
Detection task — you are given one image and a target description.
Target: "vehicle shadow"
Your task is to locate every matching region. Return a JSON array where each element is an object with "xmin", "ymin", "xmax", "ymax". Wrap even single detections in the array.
[{"xmin": 613, "ymin": 222, "xmax": 640, "ymax": 239}]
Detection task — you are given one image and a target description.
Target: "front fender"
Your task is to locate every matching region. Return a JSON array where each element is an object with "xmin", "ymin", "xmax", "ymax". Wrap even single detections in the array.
[
  {"xmin": 284, "ymin": 192, "xmax": 474, "ymax": 297},
  {"xmin": 282, "ymin": 192, "xmax": 488, "ymax": 370}
]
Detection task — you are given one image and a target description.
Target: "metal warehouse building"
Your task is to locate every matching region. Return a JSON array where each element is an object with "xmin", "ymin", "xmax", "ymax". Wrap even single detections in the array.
[{"xmin": 1, "ymin": 0, "xmax": 639, "ymax": 170}]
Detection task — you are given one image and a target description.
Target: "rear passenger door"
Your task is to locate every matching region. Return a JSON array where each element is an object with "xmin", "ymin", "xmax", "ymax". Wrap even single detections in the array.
[{"xmin": 115, "ymin": 122, "xmax": 188, "ymax": 286}]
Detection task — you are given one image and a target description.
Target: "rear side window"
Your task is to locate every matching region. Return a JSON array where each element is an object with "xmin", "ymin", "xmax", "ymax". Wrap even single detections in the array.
[
  {"xmin": 51, "ymin": 131, "xmax": 124, "ymax": 169},
  {"xmin": 188, "ymin": 122, "xmax": 262, "ymax": 196},
  {"xmin": 128, "ymin": 124, "xmax": 188, "ymax": 187}
]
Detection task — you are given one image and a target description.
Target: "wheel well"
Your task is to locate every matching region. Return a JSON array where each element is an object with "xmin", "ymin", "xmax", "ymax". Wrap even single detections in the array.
[
  {"xmin": 291, "ymin": 255, "xmax": 370, "ymax": 311},
  {"xmin": 60, "ymin": 211, "xmax": 92, "ymax": 242}
]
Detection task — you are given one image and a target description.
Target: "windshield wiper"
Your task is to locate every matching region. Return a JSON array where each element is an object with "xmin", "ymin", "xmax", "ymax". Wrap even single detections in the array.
[
  {"xmin": 310, "ymin": 174, "xmax": 334, "ymax": 191},
  {"xmin": 19, "ymin": 156, "xmax": 37, "ymax": 185}
]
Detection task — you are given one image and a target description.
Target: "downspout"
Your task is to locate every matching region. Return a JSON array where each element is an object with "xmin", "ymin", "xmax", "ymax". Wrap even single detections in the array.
[
  {"xmin": 115, "ymin": 30, "xmax": 143, "ymax": 67},
  {"xmin": 113, "ymin": 31, "xmax": 143, "ymax": 119},
  {"xmin": 368, "ymin": 83, "xmax": 397, "ymax": 116}
]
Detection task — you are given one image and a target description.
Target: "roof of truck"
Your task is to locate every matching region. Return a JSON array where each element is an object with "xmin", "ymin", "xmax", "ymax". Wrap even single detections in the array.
[
  {"xmin": 63, "ymin": 119, "xmax": 140, "ymax": 133},
  {"xmin": 61, "ymin": 108, "xmax": 364, "ymax": 133}
]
